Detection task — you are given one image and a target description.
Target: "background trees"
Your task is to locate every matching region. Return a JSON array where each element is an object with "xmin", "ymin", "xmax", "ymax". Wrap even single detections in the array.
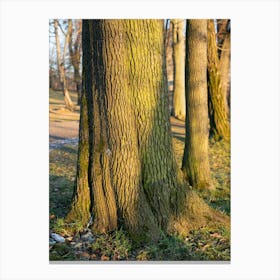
[
  {"xmin": 68, "ymin": 19, "xmax": 82, "ymax": 104},
  {"xmin": 172, "ymin": 19, "xmax": 186, "ymax": 121},
  {"xmin": 217, "ymin": 19, "xmax": 231, "ymax": 116},
  {"xmin": 53, "ymin": 19, "xmax": 74, "ymax": 110},
  {"xmin": 50, "ymin": 19, "xmax": 82, "ymax": 107}
]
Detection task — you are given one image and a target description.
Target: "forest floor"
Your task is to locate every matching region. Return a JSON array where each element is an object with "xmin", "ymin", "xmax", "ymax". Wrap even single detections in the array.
[{"xmin": 49, "ymin": 89, "xmax": 230, "ymax": 261}]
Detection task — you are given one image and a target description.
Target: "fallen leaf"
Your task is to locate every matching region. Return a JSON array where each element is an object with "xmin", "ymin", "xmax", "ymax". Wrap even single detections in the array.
[
  {"xmin": 210, "ymin": 233, "xmax": 222, "ymax": 238},
  {"xmin": 80, "ymin": 252, "xmax": 90, "ymax": 259},
  {"xmin": 90, "ymin": 254, "xmax": 97, "ymax": 260},
  {"xmin": 101, "ymin": 255, "xmax": 110, "ymax": 261}
]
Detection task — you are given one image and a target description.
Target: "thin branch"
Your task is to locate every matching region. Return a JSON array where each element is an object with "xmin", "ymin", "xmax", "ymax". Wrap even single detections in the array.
[{"xmin": 58, "ymin": 20, "xmax": 67, "ymax": 36}]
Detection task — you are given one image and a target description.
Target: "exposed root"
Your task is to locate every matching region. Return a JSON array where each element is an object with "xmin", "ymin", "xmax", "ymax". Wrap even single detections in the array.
[{"xmin": 169, "ymin": 189, "xmax": 230, "ymax": 237}]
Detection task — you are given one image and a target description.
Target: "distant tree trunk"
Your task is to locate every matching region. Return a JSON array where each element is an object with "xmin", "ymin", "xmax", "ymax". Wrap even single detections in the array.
[
  {"xmin": 67, "ymin": 19, "xmax": 229, "ymax": 241},
  {"xmin": 172, "ymin": 19, "xmax": 186, "ymax": 120},
  {"xmin": 165, "ymin": 20, "xmax": 174, "ymax": 113},
  {"xmin": 182, "ymin": 19, "xmax": 212, "ymax": 190},
  {"xmin": 219, "ymin": 21, "xmax": 231, "ymax": 116},
  {"xmin": 54, "ymin": 19, "xmax": 74, "ymax": 110},
  {"xmin": 68, "ymin": 19, "xmax": 82, "ymax": 105},
  {"xmin": 49, "ymin": 69, "xmax": 53, "ymax": 89},
  {"xmin": 207, "ymin": 19, "xmax": 230, "ymax": 141},
  {"xmin": 49, "ymin": 46, "xmax": 55, "ymax": 90}
]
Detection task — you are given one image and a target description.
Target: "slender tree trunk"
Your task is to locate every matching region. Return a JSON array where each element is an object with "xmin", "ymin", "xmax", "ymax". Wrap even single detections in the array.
[
  {"xmin": 172, "ymin": 19, "xmax": 186, "ymax": 121},
  {"xmin": 219, "ymin": 29, "xmax": 231, "ymax": 116},
  {"xmin": 182, "ymin": 19, "xmax": 212, "ymax": 190},
  {"xmin": 67, "ymin": 19, "xmax": 229, "ymax": 241},
  {"xmin": 68, "ymin": 19, "xmax": 82, "ymax": 105},
  {"xmin": 165, "ymin": 20, "xmax": 174, "ymax": 113},
  {"xmin": 207, "ymin": 19, "xmax": 230, "ymax": 141},
  {"xmin": 54, "ymin": 19, "xmax": 74, "ymax": 110}
]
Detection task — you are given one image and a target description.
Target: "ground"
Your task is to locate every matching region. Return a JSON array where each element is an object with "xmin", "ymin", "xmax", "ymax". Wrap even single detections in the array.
[{"xmin": 49, "ymin": 89, "xmax": 230, "ymax": 261}]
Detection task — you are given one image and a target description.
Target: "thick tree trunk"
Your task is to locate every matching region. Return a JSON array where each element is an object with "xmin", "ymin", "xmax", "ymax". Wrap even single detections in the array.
[
  {"xmin": 54, "ymin": 19, "xmax": 74, "ymax": 110},
  {"xmin": 182, "ymin": 19, "xmax": 212, "ymax": 190},
  {"xmin": 207, "ymin": 19, "xmax": 230, "ymax": 141},
  {"xmin": 172, "ymin": 19, "xmax": 186, "ymax": 121},
  {"xmin": 67, "ymin": 19, "xmax": 229, "ymax": 241}
]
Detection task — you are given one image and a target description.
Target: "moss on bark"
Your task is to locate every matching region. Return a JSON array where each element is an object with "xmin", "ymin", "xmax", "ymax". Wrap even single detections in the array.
[{"xmin": 207, "ymin": 19, "xmax": 230, "ymax": 141}]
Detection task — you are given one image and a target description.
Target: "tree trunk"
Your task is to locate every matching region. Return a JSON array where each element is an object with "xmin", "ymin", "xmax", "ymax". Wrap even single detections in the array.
[
  {"xmin": 182, "ymin": 19, "xmax": 212, "ymax": 190},
  {"xmin": 165, "ymin": 20, "xmax": 174, "ymax": 113},
  {"xmin": 172, "ymin": 19, "xmax": 186, "ymax": 121},
  {"xmin": 68, "ymin": 19, "xmax": 82, "ymax": 105},
  {"xmin": 67, "ymin": 19, "xmax": 229, "ymax": 241},
  {"xmin": 219, "ymin": 28, "xmax": 231, "ymax": 116},
  {"xmin": 54, "ymin": 19, "xmax": 74, "ymax": 110},
  {"xmin": 207, "ymin": 19, "xmax": 230, "ymax": 141}
]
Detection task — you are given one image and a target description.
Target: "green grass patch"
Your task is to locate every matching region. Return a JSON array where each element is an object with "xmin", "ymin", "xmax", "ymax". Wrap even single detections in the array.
[
  {"xmin": 49, "ymin": 145, "xmax": 77, "ymax": 218},
  {"xmin": 49, "ymin": 89, "xmax": 78, "ymax": 105},
  {"xmin": 91, "ymin": 229, "xmax": 133, "ymax": 261}
]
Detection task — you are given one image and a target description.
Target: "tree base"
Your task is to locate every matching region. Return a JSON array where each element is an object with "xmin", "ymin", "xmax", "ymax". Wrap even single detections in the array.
[{"xmin": 169, "ymin": 189, "xmax": 229, "ymax": 237}]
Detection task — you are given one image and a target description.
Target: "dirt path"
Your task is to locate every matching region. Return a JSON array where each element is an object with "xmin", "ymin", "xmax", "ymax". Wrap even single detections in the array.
[
  {"xmin": 49, "ymin": 116, "xmax": 185, "ymax": 148},
  {"xmin": 49, "ymin": 89, "xmax": 186, "ymax": 148},
  {"xmin": 49, "ymin": 121, "xmax": 79, "ymax": 142}
]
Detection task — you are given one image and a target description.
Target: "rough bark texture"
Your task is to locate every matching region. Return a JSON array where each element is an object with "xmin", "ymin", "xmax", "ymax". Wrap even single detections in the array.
[
  {"xmin": 207, "ymin": 19, "xmax": 230, "ymax": 141},
  {"xmin": 53, "ymin": 19, "xmax": 74, "ymax": 110},
  {"xmin": 67, "ymin": 19, "xmax": 229, "ymax": 241},
  {"xmin": 182, "ymin": 19, "xmax": 212, "ymax": 190},
  {"xmin": 172, "ymin": 19, "xmax": 186, "ymax": 121}
]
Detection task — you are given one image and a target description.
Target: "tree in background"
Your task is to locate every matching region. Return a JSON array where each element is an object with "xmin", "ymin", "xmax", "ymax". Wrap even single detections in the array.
[
  {"xmin": 207, "ymin": 19, "xmax": 230, "ymax": 141},
  {"xmin": 182, "ymin": 19, "xmax": 212, "ymax": 190},
  {"xmin": 49, "ymin": 46, "xmax": 55, "ymax": 89},
  {"xmin": 66, "ymin": 19, "xmax": 228, "ymax": 241},
  {"xmin": 217, "ymin": 19, "xmax": 231, "ymax": 116},
  {"xmin": 53, "ymin": 19, "xmax": 74, "ymax": 110},
  {"xmin": 165, "ymin": 19, "xmax": 174, "ymax": 113},
  {"xmin": 172, "ymin": 19, "xmax": 186, "ymax": 121},
  {"xmin": 68, "ymin": 19, "xmax": 82, "ymax": 105}
]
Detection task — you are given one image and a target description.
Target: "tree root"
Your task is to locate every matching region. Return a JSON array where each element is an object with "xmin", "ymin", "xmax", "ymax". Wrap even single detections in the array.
[{"xmin": 169, "ymin": 189, "xmax": 230, "ymax": 237}]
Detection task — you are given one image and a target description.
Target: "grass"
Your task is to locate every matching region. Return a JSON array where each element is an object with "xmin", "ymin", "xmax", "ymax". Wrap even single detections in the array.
[
  {"xmin": 49, "ymin": 89, "xmax": 78, "ymax": 105},
  {"xmin": 49, "ymin": 145, "xmax": 77, "ymax": 218},
  {"xmin": 49, "ymin": 223, "xmax": 230, "ymax": 261}
]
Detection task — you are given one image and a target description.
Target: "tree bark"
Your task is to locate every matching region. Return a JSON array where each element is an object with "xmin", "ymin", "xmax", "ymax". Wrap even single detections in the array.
[
  {"xmin": 67, "ymin": 19, "xmax": 229, "ymax": 241},
  {"xmin": 207, "ymin": 19, "xmax": 230, "ymax": 141},
  {"xmin": 172, "ymin": 19, "xmax": 186, "ymax": 121},
  {"xmin": 54, "ymin": 19, "xmax": 74, "ymax": 110},
  {"xmin": 182, "ymin": 19, "xmax": 212, "ymax": 190}
]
